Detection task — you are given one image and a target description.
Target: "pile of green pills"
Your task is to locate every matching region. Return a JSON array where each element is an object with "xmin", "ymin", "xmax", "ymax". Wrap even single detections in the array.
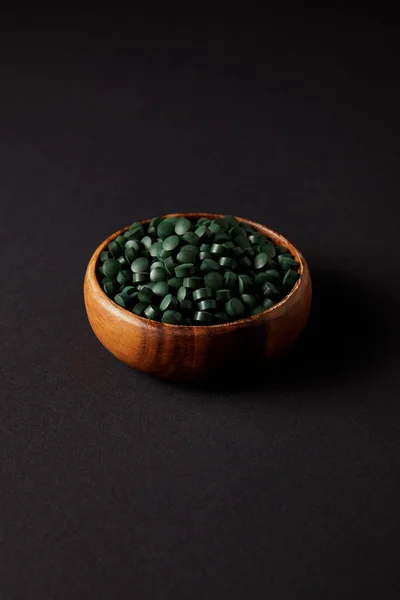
[{"xmin": 97, "ymin": 215, "xmax": 300, "ymax": 325}]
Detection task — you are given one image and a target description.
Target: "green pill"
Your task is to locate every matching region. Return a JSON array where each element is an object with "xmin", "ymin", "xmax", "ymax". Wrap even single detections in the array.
[
  {"xmin": 125, "ymin": 239, "xmax": 140, "ymax": 250},
  {"xmin": 214, "ymin": 232, "xmax": 230, "ymax": 242},
  {"xmin": 160, "ymin": 294, "xmax": 179, "ymax": 311},
  {"xmin": 216, "ymin": 289, "xmax": 232, "ymax": 302},
  {"xmin": 132, "ymin": 301, "xmax": 148, "ymax": 315},
  {"xmin": 263, "ymin": 298, "xmax": 276, "ymax": 310},
  {"xmin": 244, "ymin": 246, "xmax": 255, "ymax": 257},
  {"xmin": 100, "ymin": 250, "xmax": 110, "ymax": 262},
  {"xmin": 157, "ymin": 220, "xmax": 175, "ymax": 239},
  {"xmin": 200, "ymin": 258, "xmax": 220, "ymax": 272},
  {"xmin": 138, "ymin": 288, "xmax": 156, "ymax": 303},
  {"xmin": 197, "ymin": 299, "xmax": 217, "ymax": 312},
  {"xmin": 128, "ymin": 226, "xmax": 144, "ymax": 239},
  {"xmin": 223, "ymin": 241, "xmax": 235, "ymax": 250},
  {"xmin": 177, "ymin": 250, "xmax": 196, "ymax": 264},
  {"xmin": 210, "ymin": 243, "xmax": 226, "ymax": 257},
  {"xmin": 268, "ymin": 259, "xmax": 279, "ymax": 270},
  {"xmin": 240, "ymin": 222, "xmax": 254, "ymax": 232},
  {"xmin": 141, "ymin": 235, "xmax": 153, "ymax": 250},
  {"xmin": 194, "ymin": 225, "xmax": 211, "ymax": 239},
  {"xmin": 262, "ymin": 281, "xmax": 280, "ymax": 297},
  {"xmin": 175, "ymin": 217, "xmax": 192, "ymax": 235},
  {"xmin": 125, "ymin": 228, "xmax": 143, "ymax": 241},
  {"xmin": 283, "ymin": 269, "xmax": 299, "ymax": 288},
  {"xmin": 254, "ymin": 252, "xmax": 269, "ymax": 270},
  {"xmin": 98, "ymin": 265, "xmax": 104, "ymax": 276},
  {"xmin": 278, "ymin": 255, "xmax": 299, "ymax": 270},
  {"xmin": 238, "ymin": 274, "xmax": 253, "ymax": 293},
  {"xmin": 199, "ymin": 243, "xmax": 211, "ymax": 252},
  {"xmin": 182, "ymin": 231, "xmax": 200, "ymax": 245},
  {"xmin": 259, "ymin": 241, "xmax": 276, "ymax": 258},
  {"xmin": 208, "ymin": 221, "xmax": 221, "ymax": 234},
  {"xmin": 150, "ymin": 261, "xmax": 164, "ymax": 270},
  {"xmin": 149, "ymin": 216, "xmax": 163, "ymax": 229},
  {"xmin": 204, "ymin": 271, "xmax": 223, "ymax": 290},
  {"xmin": 149, "ymin": 241, "xmax": 163, "ymax": 257},
  {"xmin": 150, "ymin": 267, "xmax": 168, "ymax": 283},
  {"xmin": 152, "ymin": 281, "xmax": 169, "ymax": 297},
  {"xmin": 193, "ymin": 311, "xmax": 213, "ymax": 324},
  {"xmin": 232, "ymin": 246, "xmax": 244, "ymax": 258},
  {"xmin": 132, "ymin": 273, "xmax": 149, "ymax": 283},
  {"xmin": 168, "ymin": 277, "xmax": 184, "ymax": 289},
  {"xmin": 265, "ymin": 269, "xmax": 281, "ymax": 283},
  {"xmin": 275, "ymin": 245, "xmax": 287, "ymax": 255},
  {"xmin": 241, "ymin": 294, "xmax": 256, "ymax": 309},
  {"xmin": 179, "ymin": 299, "xmax": 193, "ymax": 311},
  {"xmin": 108, "ymin": 240, "xmax": 122, "ymax": 258},
  {"xmin": 223, "ymin": 271, "xmax": 237, "ymax": 290},
  {"xmin": 163, "ymin": 235, "xmax": 180, "ymax": 251},
  {"xmin": 102, "ymin": 278, "xmax": 119, "ymax": 296},
  {"xmin": 121, "ymin": 286, "xmax": 137, "ymax": 296},
  {"xmin": 117, "ymin": 269, "xmax": 132, "ymax": 285},
  {"xmin": 128, "ymin": 221, "xmax": 142, "ymax": 232},
  {"xmin": 235, "ymin": 235, "xmax": 251, "ymax": 250},
  {"xmin": 183, "ymin": 276, "xmax": 203, "ymax": 289},
  {"xmin": 248, "ymin": 234, "xmax": 264, "ymax": 245},
  {"xmin": 177, "ymin": 286, "xmax": 189, "ymax": 300},
  {"xmin": 199, "ymin": 251, "xmax": 213, "ymax": 261},
  {"xmin": 158, "ymin": 248, "xmax": 173, "ymax": 260},
  {"xmin": 240, "ymin": 256, "xmax": 252, "ymax": 268},
  {"xmin": 181, "ymin": 244, "xmax": 200, "ymax": 256},
  {"xmin": 214, "ymin": 311, "xmax": 228, "ymax": 322},
  {"xmin": 193, "ymin": 288, "xmax": 213, "ymax": 302},
  {"xmin": 251, "ymin": 305, "xmax": 265, "ymax": 316},
  {"xmin": 131, "ymin": 257, "xmax": 149, "ymax": 273},
  {"xmin": 114, "ymin": 293, "xmax": 133, "ymax": 308},
  {"xmin": 117, "ymin": 256, "xmax": 127, "ymax": 266},
  {"xmin": 162, "ymin": 310, "xmax": 183, "ymax": 324},
  {"xmin": 225, "ymin": 298, "xmax": 245, "ymax": 318},
  {"xmin": 219, "ymin": 256, "xmax": 237, "ymax": 270},
  {"xmin": 103, "ymin": 259, "xmax": 121, "ymax": 278},
  {"xmin": 144, "ymin": 305, "xmax": 161, "ymax": 320},
  {"xmin": 175, "ymin": 263, "xmax": 195, "ymax": 278}
]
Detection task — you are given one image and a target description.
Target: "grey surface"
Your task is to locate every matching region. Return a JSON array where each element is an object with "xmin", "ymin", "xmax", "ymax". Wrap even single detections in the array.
[{"xmin": 1, "ymin": 12, "xmax": 399, "ymax": 599}]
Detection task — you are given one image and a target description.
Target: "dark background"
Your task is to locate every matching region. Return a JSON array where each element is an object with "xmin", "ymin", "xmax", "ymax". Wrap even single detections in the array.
[{"xmin": 1, "ymin": 8, "xmax": 400, "ymax": 599}]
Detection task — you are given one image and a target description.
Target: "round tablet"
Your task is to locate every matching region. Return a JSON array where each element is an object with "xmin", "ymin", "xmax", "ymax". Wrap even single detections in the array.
[
  {"xmin": 157, "ymin": 220, "xmax": 175, "ymax": 239},
  {"xmin": 161, "ymin": 310, "xmax": 183, "ymax": 324},
  {"xmin": 131, "ymin": 257, "xmax": 149, "ymax": 273},
  {"xmin": 163, "ymin": 235, "xmax": 180, "ymax": 251},
  {"xmin": 175, "ymin": 218, "xmax": 192, "ymax": 235},
  {"xmin": 225, "ymin": 298, "xmax": 245, "ymax": 318},
  {"xmin": 160, "ymin": 294, "xmax": 179, "ymax": 311},
  {"xmin": 204, "ymin": 271, "xmax": 223, "ymax": 290},
  {"xmin": 103, "ymin": 259, "xmax": 120, "ymax": 278},
  {"xmin": 152, "ymin": 282, "xmax": 169, "ymax": 297}
]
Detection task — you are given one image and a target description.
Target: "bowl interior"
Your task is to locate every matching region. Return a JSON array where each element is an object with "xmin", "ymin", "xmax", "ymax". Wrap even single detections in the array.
[{"xmin": 90, "ymin": 213, "xmax": 304, "ymax": 329}]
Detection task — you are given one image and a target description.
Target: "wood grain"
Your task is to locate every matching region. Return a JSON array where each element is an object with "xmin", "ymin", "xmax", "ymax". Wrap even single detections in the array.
[{"xmin": 84, "ymin": 214, "xmax": 312, "ymax": 380}]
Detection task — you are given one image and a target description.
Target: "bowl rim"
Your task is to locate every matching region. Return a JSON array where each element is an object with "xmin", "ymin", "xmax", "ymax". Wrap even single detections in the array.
[{"xmin": 87, "ymin": 213, "xmax": 305, "ymax": 329}]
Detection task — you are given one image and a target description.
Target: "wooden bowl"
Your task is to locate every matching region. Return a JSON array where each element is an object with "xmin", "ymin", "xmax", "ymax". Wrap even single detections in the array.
[{"xmin": 84, "ymin": 214, "xmax": 312, "ymax": 380}]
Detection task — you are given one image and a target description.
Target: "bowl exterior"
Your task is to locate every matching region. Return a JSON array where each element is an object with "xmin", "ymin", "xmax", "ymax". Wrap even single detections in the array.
[{"xmin": 84, "ymin": 215, "xmax": 312, "ymax": 380}]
